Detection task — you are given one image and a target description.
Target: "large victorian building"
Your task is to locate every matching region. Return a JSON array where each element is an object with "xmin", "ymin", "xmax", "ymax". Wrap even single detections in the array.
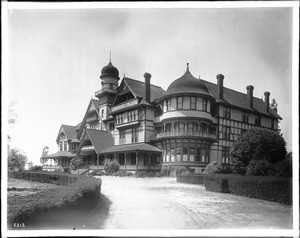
[{"xmin": 43, "ymin": 60, "xmax": 281, "ymax": 172}]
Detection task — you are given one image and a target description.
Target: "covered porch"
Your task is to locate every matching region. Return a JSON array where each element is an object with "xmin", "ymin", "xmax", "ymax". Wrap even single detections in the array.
[
  {"xmin": 42, "ymin": 151, "xmax": 76, "ymax": 171},
  {"xmin": 99, "ymin": 143, "xmax": 162, "ymax": 171}
]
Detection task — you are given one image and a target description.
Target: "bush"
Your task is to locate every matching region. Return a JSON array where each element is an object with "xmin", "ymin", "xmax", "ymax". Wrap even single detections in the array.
[
  {"xmin": 8, "ymin": 171, "xmax": 102, "ymax": 223},
  {"xmin": 110, "ymin": 170, "xmax": 132, "ymax": 177},
  {"xmin": 203, "ymin": 161, "xmax": 232, "ymax": 174},
  {"xmin": 203, "ymin": 173, "xmax": 292, "ymax": 205},
  {"xmin": 246, "ymin": 160, "xmax": 275, "ymax": 176},
  {"xmin": 275, "ymin": 158, "xmax": 292, "ymax": 177},
  {"xmin": 231, "ymin": 128, "xmax": 287, "ymax": 166},
  {"xmin": 161, "ymin": 165, "xmax": 171, "ymax": 176},
  {"xmin": 69, "ymin": 157, "xmax": 85, "ymax": 170},
  {"xmin": 104, "ymin": 160, "xmax": 119, "ymax": 174},
  {"xmin": 232, "ymin": 161, "xmax": 247, "ymax": 175}
]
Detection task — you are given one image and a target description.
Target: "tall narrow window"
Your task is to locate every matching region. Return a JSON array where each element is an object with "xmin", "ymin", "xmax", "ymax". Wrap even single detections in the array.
[
  {"xmin": 222, "ymin": 126, "xmax": 231, "ymax": 140},
  {"xmin": 63, "ymin": 141, "xmax": 67, "ymax": 151},
  {"xmin": 190, "ymin": 97, "xmax": 196, "ymax": 110},
  {"xmin": 189, "ymin": 148, "xmax": 195, "ymax": 161},
  {"xmin": 131, "ymin": 128, "xmax": 138, "ymax": 143},
  {"xmin": 101, "ymin": 109, "xmax": 104, "ymax": 118},
  {"xmin": 176, "ymin": 147, "xmax": 181, "ymax": 161},
  {"xmin": 223, "ymin": 107, "xmax": 231, "ymax": 119},
  {"xmin": 119, "ymin": 130, "xmax": 126, "ymax": 145},
  {"xmin": 202, "ymin": 99, "xmax": 208, "ymax": 112},
  {"xmin": 183, "ymin": 148, "xmax": 188, "ymax": 161},
  {"xmin": 196, "ymin": 148, "xmax": 201, "ymax": 162},
  {"xmin": 187, "ymin": 122, "xmax": 193, "ymax": 132},
  {"xmin": 59, "ymin": 142, "xmax": 63, "ymax": 151},
  {"xmin": 166, "ymin": 99, "xmax": 171, "ymax": 111},
  {"xmin": 222, "ymin": 147, "xmax": 230, "ymax": 164},
  {"xmin": 254, "ymin": 115, "xmax": 261, "ymax": 126},
  {"xmin": 242, "ymin": 112, "xmax": 249, "ymax": 123},
  {"xmin": 171, "ymin": 148, "xmax": 175, "ymax": 162},
  {"xmin": 177, "ymin": 97, "xmax": 183, "ymax": 109},
  {"xmin": 179, "ymin": 122, "xmax": 185, "ymax": 132}
]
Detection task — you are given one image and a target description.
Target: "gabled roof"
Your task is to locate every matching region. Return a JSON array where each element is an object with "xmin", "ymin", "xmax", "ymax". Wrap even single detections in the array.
[
  {"xmin": 56, "ymin": 125, "xmax": 77, "ymax": 144},
  {"xmin": 124, "ymin": 77, "xmax": 165, "ymax": 102},
  {"xmin": 202, "ymin": 80, "xmax": 281, "ymax": 119},
  {"xmin": 100, "ymin": 142, "xmax": 161, "ymax": 154},
  {"xmin": 85, "ymin": 129, "xmax": 114, "ymax": 154},
  {"xmin": 76, "ymin": 99, "xmax": 102, "ymax": 140}
]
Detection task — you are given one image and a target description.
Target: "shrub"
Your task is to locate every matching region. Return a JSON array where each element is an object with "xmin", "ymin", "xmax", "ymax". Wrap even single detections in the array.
[
  {"xmin": 104, "ymin": 160, "xmax": 119, "ymax": 174},
  {"xmin": 246, "ymin": 160, "xmax": 275, "ymax": 176},
  {"xmin": 161, "ymin": 165, "xmax": 171, "ymax": 176},
  {"xmin": 203, "ymin": 173, "xmax": 292, "ymax": 205},
  {"xmin": 275, "ymin": 158, "xmax": 292, "ymax": 177},
  {"xmin": 69, "ymin": 157, "xmax": 85, "ymax": 171},
  {"xmin": 204, "ymin": 161, "xmax": 231, "ymax": 174},
  {"xmin": 231, "ymin": 128, "xmax": 287, "ymax": 166},
  {"xmin": 111, "ymin": 170, "xmax": 132, "ymax": 177},
  {"xmin": 135, "ymin": 171, "xmax": 155, "ymax": 178},
  {"xmin": 233, "ymin": 161, "xmax": 247, "ymax": 175}
]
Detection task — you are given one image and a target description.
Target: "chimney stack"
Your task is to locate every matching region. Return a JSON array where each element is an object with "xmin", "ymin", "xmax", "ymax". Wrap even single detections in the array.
[
  {"xmin": 216, "ymin": 74, "xmax": 224, "ymax": 99},
  {"xmin": 264, "ymin": 91, "xmax": 270, "ymax": 112},
  {"xmin": 144, "ymin": 72, "xmax": 151, "ymax": 103},
  {"xmin": 246, "ymin": 85, "xmax": 254, "ymax": 108}
]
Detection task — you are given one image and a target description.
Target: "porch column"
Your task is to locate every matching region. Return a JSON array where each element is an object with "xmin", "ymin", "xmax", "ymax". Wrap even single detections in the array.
[
  {"xmin": 124, "ymin": 153, "xmax": 127, "ymax": 170},
  {"xmin": 136, "ymin": 152, "xmax": 139, "ymax": 171},
  {"xmin": 149, "ymin": 153, "xmax": 152, "ymax": 170},
  {"xmin": 97, "ymin": 154, "xmax": 99, "ymax": 167}
]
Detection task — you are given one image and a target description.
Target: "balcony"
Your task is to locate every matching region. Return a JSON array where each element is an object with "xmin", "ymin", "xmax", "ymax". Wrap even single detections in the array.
[
  {"xmin": 115, "ymin": 120, "xmax": 141, "ymax": 129},
  {"xmin": 111, "ymin": 98, "xmax": 139, "ymax": 113},
  {"xmin": 95, "ymin": 88, "xmax": 117, "ymax": 97},
  {"xmin": 150, "ymin": 131, "xmax": 217, "ymax": 141}
]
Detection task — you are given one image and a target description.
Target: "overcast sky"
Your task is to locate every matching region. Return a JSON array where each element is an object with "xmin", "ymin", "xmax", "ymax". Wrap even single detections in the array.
[{"xmin": 4, "ymin": 3, "xmax": 296, "ymax": 165}]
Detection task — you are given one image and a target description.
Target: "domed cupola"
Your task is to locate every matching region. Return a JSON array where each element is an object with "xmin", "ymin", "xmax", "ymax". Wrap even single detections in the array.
[
  {"xmin": 100, "ymin": 60, "xmax": 120, "ymax": 80},
  {"xmin": 164, "ymin": 63, "xmax": 211, "ymax": 98}
]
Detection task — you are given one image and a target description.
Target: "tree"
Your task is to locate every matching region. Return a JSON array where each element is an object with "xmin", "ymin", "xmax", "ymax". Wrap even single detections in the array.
[
  {"xmin": 231, "ymin": 128, "xmax": 287, "ymax": 166},
  {"xmin": 8, "ymin": 148, "xmax": 28, "ymax": 171},
  {"xmin": 27, "ymin": 161, "xmax": 34, "ymax": 170},
  {"xmin": 40, "ymin": 146, "xmax": 49, "ymax": 164},
  {"xmin": 270, "ymin": 99, "xmax": 278, "ymax": 113}
]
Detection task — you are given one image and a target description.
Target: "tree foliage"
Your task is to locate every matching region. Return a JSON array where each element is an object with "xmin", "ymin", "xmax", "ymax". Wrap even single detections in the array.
[
  {"xmin": 8, "ymin": 148, "xmax": 28, "ymax": 171},
  {"xmin": 270, "ymin": 99, "xmax": 278, "ymax": 113},
  {"xmin": 231, "ymin": 128, "xmax": 287, "ymax": 166}
]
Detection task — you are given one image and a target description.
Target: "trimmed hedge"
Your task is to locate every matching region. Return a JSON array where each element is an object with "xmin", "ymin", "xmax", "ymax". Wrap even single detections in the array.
[
  {"xmin": 204, "ymin": 173, "xmax": 292, "ymax": 205},
  {"xmin": 176, "ymin": 173, "xmax": 205, "ymax": 185},
  {"xmin": 8, "ymin": 171, "xmax": 102, "ymax": 223}
]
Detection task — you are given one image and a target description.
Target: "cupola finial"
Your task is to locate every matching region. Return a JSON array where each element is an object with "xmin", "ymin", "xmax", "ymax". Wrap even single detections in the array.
[
  {"xmin": 109, "ymin": 51, "xmax": 111, "ymax": 62},
  {"xmin": 187, "ymin": 62, "xmax": 189, "ymax": 70}
]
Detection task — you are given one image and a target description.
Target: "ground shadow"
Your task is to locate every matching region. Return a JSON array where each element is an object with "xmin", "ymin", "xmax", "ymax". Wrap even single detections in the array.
[{"xmin": 8, "ymin": 194, "xmax": 112, "ymax": 230}]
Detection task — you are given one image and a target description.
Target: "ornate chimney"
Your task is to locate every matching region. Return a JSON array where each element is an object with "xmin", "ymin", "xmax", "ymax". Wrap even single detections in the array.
[
  {"xmin": 216, "ymin": 74, "xmax": 224, "ymax": 99},
  {"xmin": 246, "ymin": 85, "xmax": 254, "ymax": 108},
  {"xmin": 264, "ymin": 91, "xmax": 270, "ymax": 112},
  {"xmin": 144, "ymin": 72, "xmax": 151, "ymax": 103}
]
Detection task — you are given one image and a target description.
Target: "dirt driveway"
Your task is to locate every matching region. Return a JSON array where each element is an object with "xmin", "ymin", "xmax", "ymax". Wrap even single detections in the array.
[{"xmin": 98, "ymin": 176, "xmax": 292, "ymax": 229}]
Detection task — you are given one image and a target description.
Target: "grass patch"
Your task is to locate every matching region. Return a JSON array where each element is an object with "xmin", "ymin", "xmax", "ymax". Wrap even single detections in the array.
[{"xmin": 7, "ymin": 171, "xmax": 102, "ymax": 224}]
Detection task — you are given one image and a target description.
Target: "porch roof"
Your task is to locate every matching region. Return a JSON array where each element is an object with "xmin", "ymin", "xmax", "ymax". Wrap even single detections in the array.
[
  {"xmin": 99, "ymin": 143, "xmax": 162, "ymax": 154},
  {"xmin": 43, "ymin": 151, "xmax": 76, "ymax": 158}
]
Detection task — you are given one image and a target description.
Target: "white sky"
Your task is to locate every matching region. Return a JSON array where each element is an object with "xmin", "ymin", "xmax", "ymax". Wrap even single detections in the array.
[{"xmin": 3, "ymin": 3, "xmax": 297, "ymax": 165}]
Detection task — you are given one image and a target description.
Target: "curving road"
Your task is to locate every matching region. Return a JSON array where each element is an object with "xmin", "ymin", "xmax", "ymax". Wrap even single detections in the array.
[{"xmin": 98, "ymin": 176, "xmax": 292, "ymax": 229}]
